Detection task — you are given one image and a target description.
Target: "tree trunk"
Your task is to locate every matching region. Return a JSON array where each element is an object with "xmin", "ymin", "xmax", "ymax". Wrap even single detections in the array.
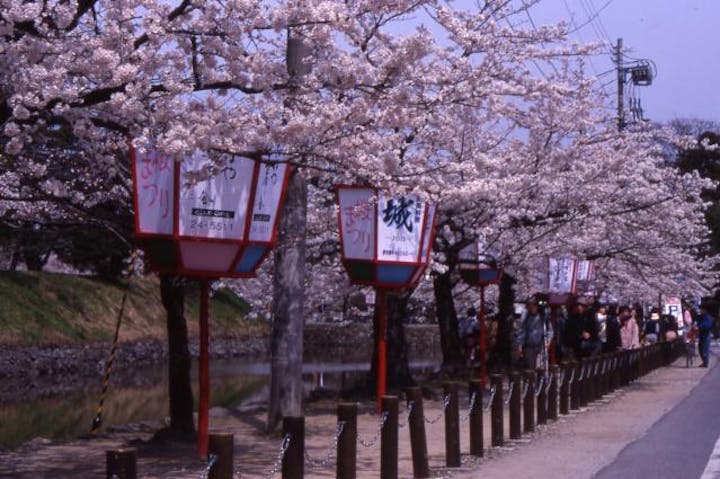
[
  {"xmin": 160, "ymin": 274, "xmax": 195, "ymax": 438},
  {"xmin": 370, "ymin": 290, "xmax": 415, "ymax": 394},
  {"xmin": 433, "ymin": 271, "xmax": 465, "ymax": 375},
  {"xmin": 494, "ymin": 273, "xmax": 517, "ymax": 371},
  {"xmin": 267, "ymin": 167, "xmax": 307, "ymax": 432}
]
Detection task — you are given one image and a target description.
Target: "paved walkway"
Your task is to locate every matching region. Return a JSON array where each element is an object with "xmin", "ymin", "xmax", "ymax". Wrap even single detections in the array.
[
  {"xmin": 450, "ymin": 345, "xmax": 716, "ymax": 479},
  {"xmin": 595, "ymin": 346, "xmax": 720, "ymax": 479}
]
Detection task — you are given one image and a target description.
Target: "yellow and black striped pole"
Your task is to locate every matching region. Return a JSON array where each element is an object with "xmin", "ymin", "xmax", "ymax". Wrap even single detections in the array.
[{"xmin": 91, "ymin": 251, "xmax": 137, "ymax": 433}]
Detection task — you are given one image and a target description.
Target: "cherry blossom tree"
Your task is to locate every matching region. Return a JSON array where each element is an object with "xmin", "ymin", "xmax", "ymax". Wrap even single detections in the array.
[{"xmin": 2, "ymin": 0, "xmax": 716, "ymax": 434}]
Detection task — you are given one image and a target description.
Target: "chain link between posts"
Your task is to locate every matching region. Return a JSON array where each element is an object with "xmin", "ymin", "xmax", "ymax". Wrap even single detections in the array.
[
  {"xmin": 305, "ymin": 421, "xmax": 345, "ymax": 469},
  {"xmin": 233, "ymin": 434, "xmax": 291, "ymax": 479},
  {"xmin": 424, "ymin": 394, "xmax": 450, "ymax": 424},
  {"xmin": 504, "ymin": 382, "xmax": 514, "ymax": 405},
  {"xmin": 461, "ymin": 392, "xmax": 477, "ymax": 422},
  {"xmin": 484, "ymin": 385, "xmax": 496, "ymax": 410},
  {"xmin": 200, "ymin": 454, "xmax": 218, "ymax": 479},
  {"xmin": 534, "ymin": 376, "xmax": 545, "ymax": 398},
  {"xmin": 520, "ymin": 380, "xmax": 530, "ymax": 401},
  {"xmin": 399, "ymin": 401, "xmax": 414, "ymax": 428},
  {"xmin": 358, "ymin": 411, "xmax": 389, "ymax": 448}
]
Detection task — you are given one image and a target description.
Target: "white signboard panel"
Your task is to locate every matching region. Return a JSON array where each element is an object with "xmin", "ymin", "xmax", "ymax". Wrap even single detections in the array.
[
  {"xmin": 134, "ymin": 147, "xmax": 175, "ymax": 235},
  {"xmin": 338, "ymin": 188, "xmax": 375, "ymax": 260},
  {"xmin": 178, "ymin": 151, "xmax": 255, "ymax": 239},
  {"xmin": 377, "ymin": 194, "xmax": 425, "ymax": 263},
  {"xmin": 548, "ymin": 257, "xmax": 576, "ymax": 294},
  {"xmin": 249, "ymin": 162, "xmax": 288, "ymax": 242}
]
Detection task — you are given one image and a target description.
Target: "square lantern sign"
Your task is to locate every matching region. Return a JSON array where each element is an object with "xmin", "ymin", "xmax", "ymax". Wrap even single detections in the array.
[
  {"xmin": 336, "ymin": 187, "xmax": 437, "ymax": 289},
  {"xmin": 132, "ymin": 146, "xmax": 290, "ymax": 277}
]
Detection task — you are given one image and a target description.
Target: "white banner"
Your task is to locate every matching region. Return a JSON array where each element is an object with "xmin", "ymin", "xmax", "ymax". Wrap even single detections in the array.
[
  {"xmin": 575, "ymin": 259, "xmax": 593, "ymax": 282},
  {"xmin": 134, "ymin": 147, "xmax": 175, "ymax": 235},
  {"xmin": 178, "ymin": 151, "xmax": 255, "ymax": 239},
  {"xmin": 249, "ymin": 162, "xmax": 288, "ymax": 242},
  {"xmin": 548, "ymin": 257, "xmax": 576, "ymax": 294},
  {"xmin": 338, "ymin": 188, "xmax": 375, "ymax": 260},
  {"xmin": 377, "ymin": 194, "xmax": 425, "ymax": 262}
]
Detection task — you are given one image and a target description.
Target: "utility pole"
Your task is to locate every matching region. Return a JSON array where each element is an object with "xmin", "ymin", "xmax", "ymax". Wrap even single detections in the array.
[
  {"xmin": 615, "ymin": 37, "xmax": 624, "ymax": 131},
  {"xmin": 615, "ymin": 37, "xmax": 655, "ymax": 131}
]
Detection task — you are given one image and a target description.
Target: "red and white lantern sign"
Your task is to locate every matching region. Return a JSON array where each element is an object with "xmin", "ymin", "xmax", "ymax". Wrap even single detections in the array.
[
  {"xmin": 336, "ymin": 186, "xmax": 437, "ymax": 410},
  {"xmin": 336, "ymin": 186, "xmax": 436, "ymax": 289},
  {"xmin": 573, "ymin": 259, "xmax": 594, "ymax": 294},
  {"xmin": 132, "ymin": 146, "xmax": 290, "ymax": 277},
  {"xmin": 131, "ymin": 145, "xmax": 290, "ymax": 459}
]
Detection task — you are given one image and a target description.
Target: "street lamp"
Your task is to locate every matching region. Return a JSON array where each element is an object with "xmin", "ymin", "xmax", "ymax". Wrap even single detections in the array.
[
  {"xmin": 458, "ymin": 242, "xmax": 503, "ymax": 387},
  {"xmin": 132, "ymin": 146, "xmax": 290, "ymax": 458},
  {"xmin": 336, "ymin": 186, "xmax": 437, "ymax": 409}
]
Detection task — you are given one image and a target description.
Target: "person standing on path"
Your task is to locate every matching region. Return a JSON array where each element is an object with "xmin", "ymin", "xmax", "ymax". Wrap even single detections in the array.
[
  {"xmin": 696, "ymin": 304, "xmax": 714, "ymax": 368},
  {"xmin": 516, "ymin": 297, "xmax": 553, "ymax": 370},
  {"xmin": 619, "ymin": 306, "xmax": 640, "ymax": 349}
]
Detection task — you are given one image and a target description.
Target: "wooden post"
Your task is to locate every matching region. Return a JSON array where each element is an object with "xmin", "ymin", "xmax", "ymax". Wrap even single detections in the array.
[
  {"xmin": 198, "ymin": 279, "xmax": 211, "ymax": 459},
  {"xmin": 548, "ymin": 365, "xmax": 559, "ymax": 421},
  {"xmin": 490, "ymin": 374, "xmax": 504, "ymax": 447},
  {"xmin": 381, "ymin": 396, "xmax": 399, "ymax": 479},
  {"xmin": 509, "ymin": 371, "xmax": 522, "ymax": 440},
  {"xmin": 282, "ymin": 417, "xmax": 304, "ymax": 479},
  {"xmin": 468, "ymin": 379, "xmax": 484, "ymax": 456},
  {"xmin": 523, "ymin": 370, "xmax": 536, "ymax": 433},
  {"xmin": 578, "ymin": 359, "xmax": 588, "ymax": 408},
  {"xmin": 337, "ymin": 403, "xmax": 357, "ymax": 479},
  {"xmin": 444, "ymin": 382, "xmax": 460, "ymax": 467},
  {"xmin": 406, "ymin": 387, "xmax": 430, "ymax": 478},
  {"xmin": 106, "ymin": 448, "xmax": 136, "ymax": 479},
  {"xmin": 570, "ymin": 360, "xmax": 580, "ymax": 411},
  {"xmin": 536, "ymin": 370, "xmax": 547, "ymax": 425},
  {"xmin": 208, "ymin": 433, "xmax": 233, "ymax": 479}
]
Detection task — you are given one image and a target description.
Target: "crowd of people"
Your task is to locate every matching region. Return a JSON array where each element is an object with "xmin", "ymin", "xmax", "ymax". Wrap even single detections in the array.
[{"xmin": 458, "ymin": 297, "xmax": 717, "ymax": 371}]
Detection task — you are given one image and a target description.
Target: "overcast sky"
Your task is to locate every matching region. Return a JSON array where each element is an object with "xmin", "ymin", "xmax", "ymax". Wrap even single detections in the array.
[{"xmin": 528, "ymin": 0, "xmax": 720, "ymax": 123}]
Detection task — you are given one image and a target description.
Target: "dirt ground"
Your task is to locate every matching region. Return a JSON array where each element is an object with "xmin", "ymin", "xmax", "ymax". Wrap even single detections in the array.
[{"xmin": 0, "ymin": 355, "xmax": 710, "ymax": 479}]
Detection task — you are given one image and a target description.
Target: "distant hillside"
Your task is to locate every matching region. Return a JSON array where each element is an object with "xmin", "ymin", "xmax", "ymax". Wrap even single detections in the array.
[{"xmin": 0, "ymin": 271, "xmax": 267, "ymax": 346}]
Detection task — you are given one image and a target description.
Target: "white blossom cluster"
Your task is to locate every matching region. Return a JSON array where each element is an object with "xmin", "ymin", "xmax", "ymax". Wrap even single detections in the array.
[{"xmin": 0, "ymin": 1, "xmax": 715, "ymax": 312}]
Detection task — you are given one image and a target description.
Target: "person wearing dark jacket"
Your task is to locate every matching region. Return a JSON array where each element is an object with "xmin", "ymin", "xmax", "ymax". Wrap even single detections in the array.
[
  {"xmin": 604, "ymin": 306, "xmax": 622, "ymax": 353},
  {"xmin": 697, "ymin": 304, "xmax": 714, "ymax": 368},
  {"xmin": 564, "ymin": 301, "xmax": 600, "ymax": 359}
]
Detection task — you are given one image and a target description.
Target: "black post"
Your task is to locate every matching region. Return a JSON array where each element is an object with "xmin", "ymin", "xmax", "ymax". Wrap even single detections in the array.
[
  {"xmin": 381, "ymin": 396, "xmax": 399, "ymax": 479},
  {"xmin": 106, "ymin": 449, "xmax": 137, "ymax": 479},
  {"xmin": 406, "ymin": 387, "xmax": 430, "ymax": 478},
  {"xmin": 536, "ymin": 370, "xmax": 547, "ymax": 425},
  {"xmin": 468, "ymin": 380, "xmax": 484, "ymax": 456},
  {"xmin": 570, "ymin": 360, "xmax": 581, "ymax": 411},
  {"xmin": 548, "ymin": 365, "xmax": 559, "ymax": 421},
  {"xmin": 523, "ymin": 370, "xmax": 536, "ymax": 433},
  {"xmin": 509, "ymin": 372, "xmax": 522, "ymax": 439},
  {"xmin": 208, "ymin": 433, "xmax": 234, "ymax": 479},
  {"xmin": 491, "ymin": 374, "xmax": 504, "ymax": 447},
  {"xmin": 578, "ymin": 359, "xmax": 589, "ymax": 408},
  {"xmin": 444, "ymin": 382, "xmax": 461, "ymax": 467},
  {"xmin": 559, "ymin": 362, "xmax": 570, "ymax": 415},
  {"xmin": 282, "ymin": 417, "xmax": 304, "ymax": 479},
  {"xmin": 337, "ymin": 403, "xmax": 357, "ymax": 479}
]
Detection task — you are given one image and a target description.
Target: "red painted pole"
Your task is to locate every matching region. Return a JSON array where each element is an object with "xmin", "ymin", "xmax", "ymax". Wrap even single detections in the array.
[
  {"xmin": 479, "ymin": 285, "xmax": 487, "ymax": 388},
  {"xmin": 198, "ymin": 279, "xmax": 211, "ymax": 459},
  {"xmin": 377, "ymin": 288, "xmax": 388, "ymax": 413}
]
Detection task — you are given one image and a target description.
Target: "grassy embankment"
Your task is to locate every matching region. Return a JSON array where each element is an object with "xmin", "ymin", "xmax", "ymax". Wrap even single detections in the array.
[{"xmin": 0, "ymin": 270, "xmax": 268, "ymax": 346}]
